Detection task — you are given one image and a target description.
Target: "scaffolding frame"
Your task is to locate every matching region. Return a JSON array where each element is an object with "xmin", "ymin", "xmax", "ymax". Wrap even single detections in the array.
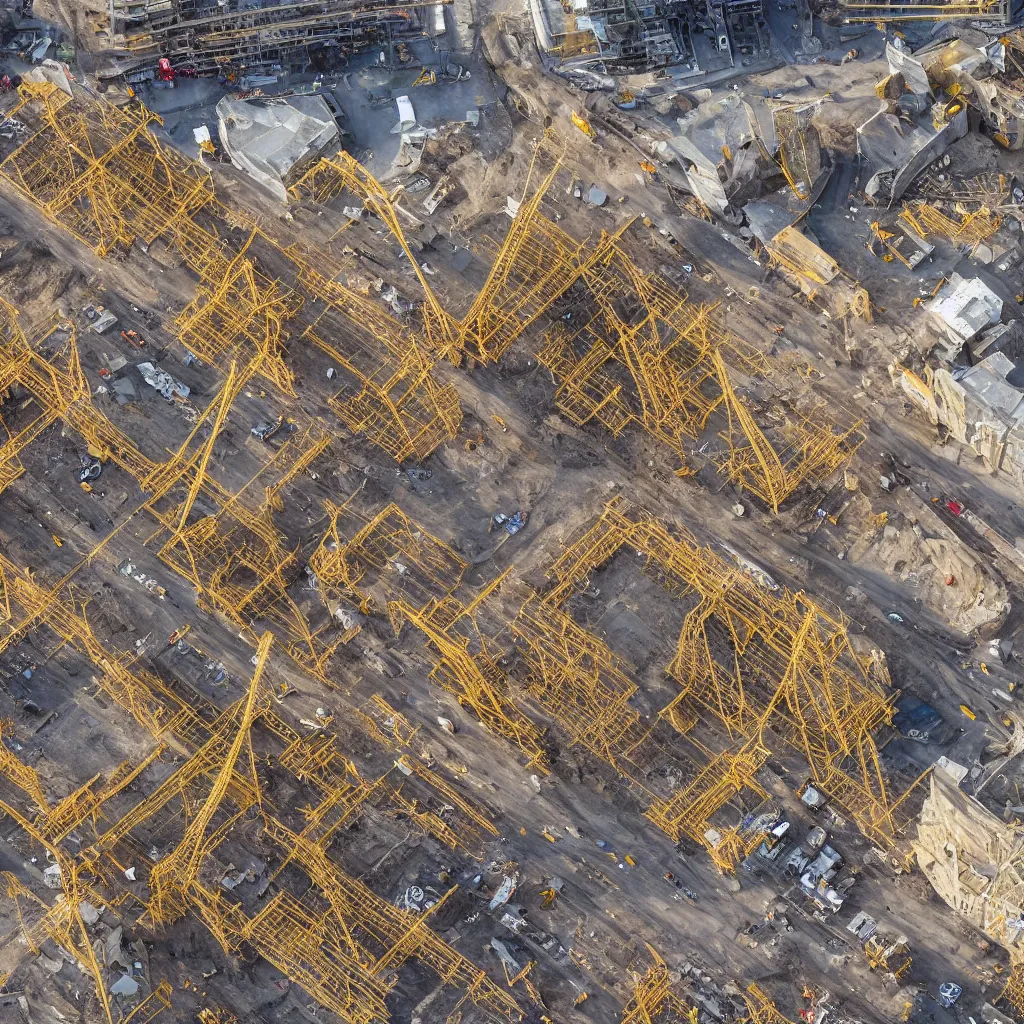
[
  {"xmin": 0, "ymin": 85, "xmax": 460, "ymax": 460},
  {"xmin": 152, "ymin": 423, "xmax": 345, "ymax": 678},
  {"xmin": 0, "ymin": 300, "xmax": 346, "ymax": 688},
  {"xmin": 511, "ymin": 572, "xmax": 766, "ymax": 870},
  {"xmin": 1001, "ymin": 965, "xmax": 1024, "ymax": 1018},
  {"xmin": 174, "ymin": 234, "xmax": 302, "ymax": 397},
  {"xmin": 314, "ymin": 504, "xmax": 757, "ymax": 868},
  {"xmin": 299, "ymin": 291, "xmax": 461, "ymax": 462},
  {"xmin": 310, "ymin": 496, "xmax": 918, "ymax": 870},
  {"xmin": 287, "ymin": 242, "xmax": 462, "ymax": 460},
  {"xmin": 0, "ymin": 301, "xmax": 262, "ymax": 515},
  {"xmin": 291, "ymin": 146, "xmax": 632, "ymax": 367},
  {"xmin": 744, "ymin": 984, "xmax": 799, "ymax": 1024},
  {"xmin": 0, "ymin": 570, "xmax": 517, "ymax": 1023},
  {"xmin": 3, "ymin": 83, "xmax": 862, "ymax": 506},
  {"xmin": 0, "ymin": 544, "xmax": 493, "ymax": 868},
  {"xmin": 146, "ymin": 632, "xmax": 271, "ymax": 929},
  {"xmin": 901, "ymin": 201, "xmax": 1002, "ymax": 249},
  {"xmin": 621, "ymin": 947, "xmax": 698, "ymax": 1024},
  {"xmin": 539, "ymin": 498, "xmax": 926, "ymax": 854},
  {"xmin": 0, "ymin": 299, "xmax": 492, "ymax": 865},
  {"xmin": 1, "ymin": 864, "xmax": 125, "ymax": 1024},
  {"xmin": 310, "ymin": 500, "xmax": 548, "ymax": 768},
  {"xmin": 0, "ymin": 82, "xmax": 214, "ymax": 258},
  {"xmin": 288, "ymin": 150, "xmax": 462, "ymax": 360},
  {"xmin": 838, "ymin": 0, "xmax": 1006, "ymax": 21},
  {"xmin": 311, "ymin": 500, "xmax": 468, "ymax": 615},
  {"xmin": 538, "ymin": 244, "xmax": 861, "ymax": 512},
  {"xmin": 454, "ymin": 153, "xmax": 634, "ymax": 365},
  {"xmin": 0, "ymin": 323, "xmax": 497, "ymax": 876},
  {"xmin": 290, "ymin": 147, "xmax": 863, "ymax": 511},
  {"xmin": 389, "ymin": 583, "xmax": 550, "ymax": 772}
]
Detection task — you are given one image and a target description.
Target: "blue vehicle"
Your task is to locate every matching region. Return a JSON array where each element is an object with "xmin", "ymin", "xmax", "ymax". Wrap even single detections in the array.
[{"xmin": 893, "ymin": 695, "xmax": 951, "ymax": 745}]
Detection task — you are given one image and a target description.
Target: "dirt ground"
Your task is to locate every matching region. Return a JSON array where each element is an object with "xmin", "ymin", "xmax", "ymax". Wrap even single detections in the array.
[{"xmin": 1, "ymin": 11, "xmax": 1024, "ymax": 1024}]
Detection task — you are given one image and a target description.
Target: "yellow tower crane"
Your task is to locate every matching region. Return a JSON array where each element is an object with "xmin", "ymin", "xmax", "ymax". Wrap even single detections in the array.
[{"xmin": 146, "ymin": 632, "xmax": 272, "ymax": 927}]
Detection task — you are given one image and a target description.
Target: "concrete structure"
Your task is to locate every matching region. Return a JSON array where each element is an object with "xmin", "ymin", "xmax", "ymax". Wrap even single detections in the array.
[
  {"xmin": 894, "ymin": 349, "xmax": 1024, "ymax": 487},
  {"xmin": 654, "ymin": 94, "xmax": 776, "ymax": 215},
  {"xmin": 926, "ymin": 274, "xmax": 1003, "ymax": 356},
  {"xmin": 857, "ymin": 103, "xmax": 968, "ymax": 202},
  {"xmin": 915, "ymin": 771, "xmax": 1024, "ymax": 961},
  {"xmin": 529, "ymin": 0, "xmax": 767, "ymax": 74},
  {"xmin": 216, "ymin": 95, "xmax": 340, "ymax": 203},
  {"xmin": 108, "ymin": 0, "xmax": 443, "ymax": 77}
]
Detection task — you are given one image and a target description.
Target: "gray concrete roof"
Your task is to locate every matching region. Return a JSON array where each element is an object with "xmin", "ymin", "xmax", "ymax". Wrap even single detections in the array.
[{"xmin": 217, "ymin": 94, "xmax": 339, "ymax": 201}]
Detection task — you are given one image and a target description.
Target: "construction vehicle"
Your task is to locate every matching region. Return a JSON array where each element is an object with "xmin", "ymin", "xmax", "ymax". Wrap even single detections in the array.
[
  {"xmin": 120, "ymin": 329, "xmax": 146, "ymax": 350},
  {"xmin": 867, "ymin": 220, "xmax": 931, "ymax": 269},
  {"xmin": 868, "ymin": 223, "xmax": 898, "ymax": 263},
  {"xmin": 76, "ymin": 457, "xmax": 102, "ymax": 484},
  {"xmin": 194, "ymin": 125, "xmax": 217, "ymax": 157},
  {"xmin": 864, "ymin": 933, "xmax": 912, "ymax": 979},
  {"xmin": 913, "ymin": 276, "xmax": 946, "ymax": 308},
  {"xmin": 539, "ymin": 886, "xmax": 558, "ymax": 908},
  {"xmin": 157, "ymin": 57, "xmax": 175, "ymax": 82},
  {"xmin": 250, "ymin": 415, "xmax": 296, "ymax": 444},
  {"xmin": 412, "ymin": 68, "xmax": 437, "ymax": 87},
  {"xmin": 167, "ymin": 625, "xmax": 191, "ymax": 647}
]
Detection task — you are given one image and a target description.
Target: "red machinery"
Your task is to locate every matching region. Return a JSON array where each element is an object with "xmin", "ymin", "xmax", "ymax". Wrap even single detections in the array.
[{"xmin": 157, "ymin": 58, "xmax": 175, "ymax": 82}]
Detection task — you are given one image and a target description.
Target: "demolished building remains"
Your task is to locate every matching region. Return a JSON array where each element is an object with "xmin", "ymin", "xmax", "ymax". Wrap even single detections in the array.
[
  {"xmin": 9, "ymin": 0, "xmax": 1024, "ymax": 1019},
  {"xmin": 916, "ymin": 771, "xmax": 1024, "ymax": 961},
  {"xmin": 529, "ymin": 0, "xmax": 768, "ymax": 75},
  {"xmin": 108, "ymin": 0, "xmax": 449, "ymax": 76},
  {"xmin": 217, "ymin": 95, "xmax": 341, "ymax": 201}
]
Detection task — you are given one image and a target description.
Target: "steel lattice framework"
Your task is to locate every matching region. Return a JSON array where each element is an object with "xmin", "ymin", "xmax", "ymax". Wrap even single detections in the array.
[
  {"xmin": 292, "ymin": 248, "xmax": 462, "ymax": 461},
  {"xmin": 313, "ymin": 497, "xmax": 923, "ymax": 872},
  {"xmin": 0, "ymin": 276, "xmax": 512, "ymax": 1024},
  {"xmin": 0, "ymin": 81, "xmax": 213, "ymax": 257},
  {"xmin": 0, "ymin": 296, "xmax": 460, "ymax": 790},
  {"xmin": 313, "ymin": 501, "xmax": 550, "ymax": 770},
  {"xmin": 0, "ymin": 84, "xmax": 460, "ymax": 461},
  {"xmin": 290, "ymin": 147, "xmax": 633, "ymax": 367},
  {"xmin": 1001, "ymin": 965, "xmax": 1024, "ymax": 1018},
  {"xmin": 0, "ymin": 551, "xmax": 515, "ymax": 1023},
  {"xmin": 292, "ymin": 147, "xmax": 861, "ymax": 512},
  {"xmin": 837, "ymin": 0, "xmax": 1005, "ymax": 21},
  {"xmin": 539, "ymin": 498, "xmax": 925, "ymax": 852},
  {"xmin": 0, "ymin": 276, "xmax": 917, "ymax": 875},
  {"xmin": 621, "ymin": 947, "xmax": 698, "ymax": 1024},
  {"xmin": 901, "ymin": 201, "xmax": 1002, "ymax": 249},
  {"xmin": 0, "ymin": 74, "xmax": 921, "ymax": 1024},
  {"xmin": 0, "ymin": 85, "xmax": 861, "ymax": 511},
  {"xmin": 539, "ymin": 246, "xmax": 862, "ymax": 512}
]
